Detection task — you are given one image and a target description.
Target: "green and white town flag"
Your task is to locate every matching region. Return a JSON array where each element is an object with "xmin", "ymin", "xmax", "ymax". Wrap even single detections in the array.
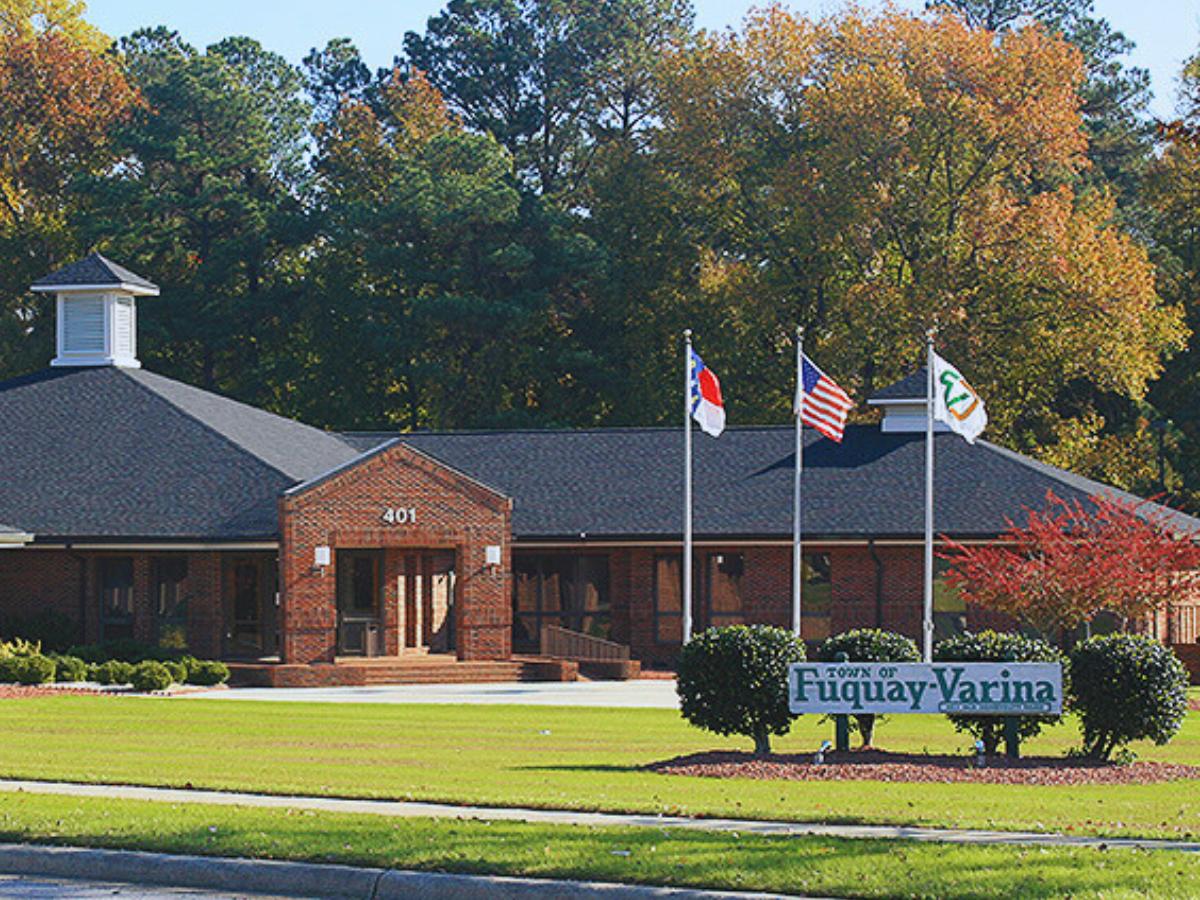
[{"xmin": 931, "ymin": 351, "xmax": 987, "ymax": 444}]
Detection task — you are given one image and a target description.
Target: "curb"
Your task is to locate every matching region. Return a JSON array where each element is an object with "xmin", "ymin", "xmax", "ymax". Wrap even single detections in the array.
[{"xmin": 0, "ymin": 843, "xmax": 795, "ymax": 899}]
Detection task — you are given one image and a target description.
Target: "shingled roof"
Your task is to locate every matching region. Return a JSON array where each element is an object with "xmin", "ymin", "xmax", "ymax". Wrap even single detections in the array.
[
  {"xmin": 0, "ymin": 367, "xmax": 358, "ymax": 540},
  {"xmin": 31, "ymin": 253, "xmax": 158, "ymax": 292},
  {"xmin": 1, "ymin": 364, "xmax": 1194, "ymax": 543},
  {"xmin": 342, "ymin": 427, "xmax": 1200, "ymax": 541},
  {"xmin": 868, "ymin": 369, "xmax": 927, "ymax": 402}
]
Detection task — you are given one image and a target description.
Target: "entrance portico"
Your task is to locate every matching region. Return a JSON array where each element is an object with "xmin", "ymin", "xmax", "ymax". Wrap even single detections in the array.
[{"xmin": 278, "ymin": 440, "xmax": 513, "ymax": 665}]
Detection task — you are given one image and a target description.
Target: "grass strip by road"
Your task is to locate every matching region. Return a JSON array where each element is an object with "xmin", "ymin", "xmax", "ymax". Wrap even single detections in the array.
[
  {"xmin": 0, "ymin": 695, "xmax": 1197, "ymax": 840},
  {"xmin": 1, "ymin": 791, "xmax": 1197, "ymax": 899}
]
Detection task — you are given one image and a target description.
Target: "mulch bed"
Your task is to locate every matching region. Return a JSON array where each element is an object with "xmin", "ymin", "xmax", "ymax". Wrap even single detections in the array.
[
  {"xmin": 0, "ymin": 685, "xmax": 109, "ymax": 700},
  {"xmin": 647, "ymin": 750, "xmax": 1200, "ymax": 786}
]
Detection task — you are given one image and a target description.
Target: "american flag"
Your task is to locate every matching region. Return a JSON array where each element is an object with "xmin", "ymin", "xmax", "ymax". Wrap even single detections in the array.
[{"xmin": 795, "ymin": 354, "xmax": 853, "ymax": 442}]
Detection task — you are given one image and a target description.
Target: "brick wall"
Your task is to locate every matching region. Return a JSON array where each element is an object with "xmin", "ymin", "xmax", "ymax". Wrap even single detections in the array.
[
  {"xmin": 611, "ymin": 542, "xmax": 1021, "ymax": 665},
  {"xmin": 279, "ymin": 442, "xmax": 513, "ymax": 664},
  {"xmin": 0, "ymin": 549, "xmax": 225, "ymax": 654}
]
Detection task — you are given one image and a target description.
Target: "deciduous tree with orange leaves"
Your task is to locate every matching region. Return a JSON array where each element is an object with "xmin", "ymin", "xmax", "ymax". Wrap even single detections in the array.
[{"xmin": 651, "ymin": 6, "xmax": 1185, "ymax": 449}]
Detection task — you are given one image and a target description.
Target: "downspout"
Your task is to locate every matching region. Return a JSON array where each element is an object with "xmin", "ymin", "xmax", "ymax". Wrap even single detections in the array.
[{"xmin": 868, "ymin": 539, "xmax": 885, "ymax": 629}]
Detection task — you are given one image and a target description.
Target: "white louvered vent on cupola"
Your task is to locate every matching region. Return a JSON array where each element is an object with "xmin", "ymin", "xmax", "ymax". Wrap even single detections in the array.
[{"xmin": 30, "ymin": 253, "xmax": 159, "ymax": 368}]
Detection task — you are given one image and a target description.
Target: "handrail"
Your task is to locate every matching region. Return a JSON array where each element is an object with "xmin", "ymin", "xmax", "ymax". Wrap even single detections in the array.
[{"xmin": 540, "ymin": 624, "xmax": 630, "ymax": 661}]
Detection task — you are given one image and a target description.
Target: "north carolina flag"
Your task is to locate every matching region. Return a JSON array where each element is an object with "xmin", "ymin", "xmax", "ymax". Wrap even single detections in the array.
[{"xmin": 689, "ymin": 349, "xmax": 725, "ymax": 437}]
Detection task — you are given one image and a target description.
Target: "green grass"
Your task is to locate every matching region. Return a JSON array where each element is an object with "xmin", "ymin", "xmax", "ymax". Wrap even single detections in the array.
[
  {"xmin": 0, "ymin": 695, "xmax": 1197, "ymax": 840},
  {"xmin": 1, "ymin": 791, "xmax": 1197, "ymax": 899}
]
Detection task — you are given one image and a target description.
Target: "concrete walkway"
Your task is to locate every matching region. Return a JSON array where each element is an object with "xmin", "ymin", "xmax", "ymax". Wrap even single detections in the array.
[
  {"xmin": 174, "ymin": 680, "xmax": 680, "ymax": 708},
  {"xmin": 1, "ymin": 778, "xmax": 1195, "ymax": 853}
]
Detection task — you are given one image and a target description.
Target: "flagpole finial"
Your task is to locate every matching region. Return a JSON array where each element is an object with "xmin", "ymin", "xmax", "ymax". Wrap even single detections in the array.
[
  {"xmin": 684, "ymin": 328, "xmax": 693, "ymax": 342},
  {"xmin": 797, "ymin": 325, "xmax": 804, "ymax": 342}
]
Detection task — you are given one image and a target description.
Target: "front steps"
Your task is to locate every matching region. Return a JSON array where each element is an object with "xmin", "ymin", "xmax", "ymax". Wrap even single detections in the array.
[{"xmin": 226, "ymin": 654, "xmax": 578, "ymax": 688}]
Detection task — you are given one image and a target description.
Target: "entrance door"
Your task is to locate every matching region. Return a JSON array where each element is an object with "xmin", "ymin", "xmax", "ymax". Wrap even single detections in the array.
[
  {"xmin": 397, "ymin": 551, "xmax": 456, "ymax": 653},
  {"xmin": 337, "ymin": 550, "xmax": 383, "ymax": 656},
  {"xmin": 224, "ymin": 556, "xmax": 278, "ymax": 658}
]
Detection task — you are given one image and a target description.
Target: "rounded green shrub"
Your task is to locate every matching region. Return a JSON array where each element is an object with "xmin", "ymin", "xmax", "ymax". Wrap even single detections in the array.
[
  {"xmin": 677, "ymin": 625, "xmax": 805, "ymax": 755},
  {"xmin": 1069, "ymin": 633, "xmax": 1188, "ymax": 760},
  {"xmin": 90, "ymin": 660, "xmax": 135, "ymax": 686},
  {"xmin": 818, "ymin": 629, "xmax": 920, "ymax": 747},
  {"xmin": 934, "ymin": 630, "xmax": 1064, "ymax": 754},
  {"xmin": 186, "ymin": 660, "xmax": 230, "ymax": 687},
  {"xmin": 130, "ymin": 660, "xmax": 173, "ymax": 693},
  {"xmin": 162, "ymin": 660, "xmax": 188, "ymax": 684},
  {"xmin": 50, "ymin": 655, "xmax": 87, "ymax": 682},
  {"xmin": 11, "ymin": 654, "xmax": 55, "ymax": 685}
]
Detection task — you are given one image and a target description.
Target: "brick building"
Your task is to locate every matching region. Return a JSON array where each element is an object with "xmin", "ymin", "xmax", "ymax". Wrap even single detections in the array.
[{"xmin": 1, "ymin": 255, "xmax": 1197, "ymax": 682}]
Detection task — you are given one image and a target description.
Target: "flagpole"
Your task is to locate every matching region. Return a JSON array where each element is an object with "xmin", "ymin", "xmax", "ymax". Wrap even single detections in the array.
[
  {"xmin": 792, "ymin": 327, "xmax": 804, "ymax": 638},
  {"xmin": 923, "ymin": 327, "xmax": 936, "ymax": 663},
  {"xmin": 683, "ymin": 329, "xmax": 694, "ymax": 645}
]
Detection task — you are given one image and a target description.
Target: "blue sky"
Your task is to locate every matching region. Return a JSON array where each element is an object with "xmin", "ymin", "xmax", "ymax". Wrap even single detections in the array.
[{"xmin": 86, "ymin": 0, "xmax": 1199, "ymax": 118}]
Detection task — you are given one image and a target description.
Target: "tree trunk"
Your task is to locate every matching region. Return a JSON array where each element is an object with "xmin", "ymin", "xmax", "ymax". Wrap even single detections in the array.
[
  {"xmin": 856, "ymin": 714, "xmax": 876, "ymax": 748},
  {"xmin": 753, "ymin": 727, "xmax": 771, "ymax": 757}
]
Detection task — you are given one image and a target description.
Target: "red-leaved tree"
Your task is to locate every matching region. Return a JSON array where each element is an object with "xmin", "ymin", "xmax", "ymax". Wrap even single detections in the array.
[{"xmin": 942, "ymin": 491, "xmax": 1200, "ymax": 641}]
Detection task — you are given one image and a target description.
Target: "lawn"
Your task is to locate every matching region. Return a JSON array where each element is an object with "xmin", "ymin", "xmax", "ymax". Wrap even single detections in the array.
[
  {"xmin": 0, "ymin": 694, "xmax": 1196, "ymax": 840},
  {"xmin": 0, "ymin": 791, "xmax": 1196, "ymax": 899}
]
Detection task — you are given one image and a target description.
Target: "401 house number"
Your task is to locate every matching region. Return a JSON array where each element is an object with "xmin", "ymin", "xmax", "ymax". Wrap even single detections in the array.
[{"xmin": 381, "ymin": 507, "xmax": 416, "ymax": 525}]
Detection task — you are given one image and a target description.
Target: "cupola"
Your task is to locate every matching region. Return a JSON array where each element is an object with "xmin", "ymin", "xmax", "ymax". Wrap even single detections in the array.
[
  {"xmin": 867, "ymin": 369, "xmax": 949, "ymax": 434},
  {"xmin": 30, "ymin": 253, "xmax": 159, "ymax": 369}
]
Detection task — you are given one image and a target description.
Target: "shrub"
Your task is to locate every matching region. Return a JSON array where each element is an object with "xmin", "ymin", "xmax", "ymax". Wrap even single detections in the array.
[
  {"xmin": 934, "ymin": 630, "xmax": 1064, "ymax": 754},
  {"xmin": 818, "ymin": 629, "xmax": 920, "ymax": 747},
  {"xmin": 0, "ymin": 653, "xmax": 56, "ymax": 685},
  {"xmin": 90, "ymin": 660, "xmax": 134, "ymax": 686},
  {"xmin": 0, "ymin": 637, "xmax": 41, "ymax": 658},
  {"xmin": 1069, "ymin": 634, "xmax": 1188, "ymax": 760},
  {"xmin": 677, "ymin": 625, "xmax": 805, "ymax": 755},
  {"xmin": 130, "ymin": 660, "xmax": 173, "ymax": 693},
  {"xmin": 50, "ymin": 655, "xmax": 87, "ymax": 682},
  {"xmin": 162, "ymin": 660, "xmax": 188, "ymax": 684},
  {"xmin": 186, "ymin": 660, "xmax": 230, "ymax": 687}
]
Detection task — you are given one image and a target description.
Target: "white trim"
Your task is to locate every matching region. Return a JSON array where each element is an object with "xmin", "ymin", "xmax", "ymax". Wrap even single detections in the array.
[{"xmin": 32, "ymin": 282, "xmax": 159, "ymax": 296}]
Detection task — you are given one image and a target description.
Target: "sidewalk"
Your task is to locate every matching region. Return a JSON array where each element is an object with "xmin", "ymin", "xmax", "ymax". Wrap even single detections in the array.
[
  {"xmin": 1, "ymin": 778, "xmax": 1196, "ymax": 852},
  {"xmin": 173, "ymin": 680, "xmax": 680, "ymax": 708}
]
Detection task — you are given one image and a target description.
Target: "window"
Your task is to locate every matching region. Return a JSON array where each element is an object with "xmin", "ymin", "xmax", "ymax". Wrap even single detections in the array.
[
  {"xmin": 99, "ymin": 557, "xmax": 134, "ymax": 641},
  {"xmin": 654, "ymin": 556, "xmax": 683, "ymax": 644},
  {"xmin": 511, "ymin": 554, "xmax": 611, "ymax": 651},
  {"xmin": 799, "ymin": 553, "xmax": 832, "ymax": 641},
  {"xmin": 154, "ymin": 557, "xmax": 188, "ymax": 649},
  {"xmin": 933, "ymin": 558, "xmax": 966, "ymax": 640},
  {"xmin": 705, "ymin": 553, "xmax": 745, "ymax": 628}
]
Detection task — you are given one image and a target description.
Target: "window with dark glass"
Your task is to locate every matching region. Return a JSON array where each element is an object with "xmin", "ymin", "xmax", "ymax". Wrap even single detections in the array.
[
  {"xmin": 154, "ymin": 557, "xmax": 188, "ymax": 649},
  {"xmin": 99, "ymin": 557, "xmax": 134, "ymax": 640},
  {"xmin": 933, "ymin": 558, "xmax": 966, "ymax": 640},
  {"xmin": 705, "ymin": 553, "xmax": 745, "ymax": 628},
  {"xmin": 654, "ymin": 555, "xmax": 683, "ymax": 643},
  {"xmin": 799, "ymin": 553, "xmax": 832, "ymax": 641},
  {"xmin": 510, "ymin": 554, "xmax": 610, "ymax": 651}
]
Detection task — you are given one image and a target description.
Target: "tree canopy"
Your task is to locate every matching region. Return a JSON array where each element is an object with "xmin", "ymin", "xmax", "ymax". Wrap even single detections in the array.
[{"xmin": 2, "ymin": 0, "xmax": 1197, "ymax": 510}]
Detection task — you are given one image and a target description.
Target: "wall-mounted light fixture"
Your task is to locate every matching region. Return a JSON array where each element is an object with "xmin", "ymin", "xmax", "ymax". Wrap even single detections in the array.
[
  {"xmin": 485, "ymin": 544, "xmax": 502, "ymax": 568},
  {"xmin": 313, "ymin": 545, "xmax": 331, "ymax": 575}
]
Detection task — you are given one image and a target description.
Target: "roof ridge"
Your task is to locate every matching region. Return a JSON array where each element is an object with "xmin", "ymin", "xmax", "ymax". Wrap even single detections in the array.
[
  {"xmin": 116, "ymin": 369, "xmax": 300, "ymax": 484},
  {"xmin": 342, "ymin": 423, "xmax": 861, "ymax": 437}
]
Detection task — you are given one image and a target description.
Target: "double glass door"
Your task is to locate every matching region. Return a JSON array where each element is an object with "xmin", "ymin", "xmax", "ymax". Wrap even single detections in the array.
[{"xmin": 397, "ymin": 551, "xmax": 456, "ymax": 653}]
